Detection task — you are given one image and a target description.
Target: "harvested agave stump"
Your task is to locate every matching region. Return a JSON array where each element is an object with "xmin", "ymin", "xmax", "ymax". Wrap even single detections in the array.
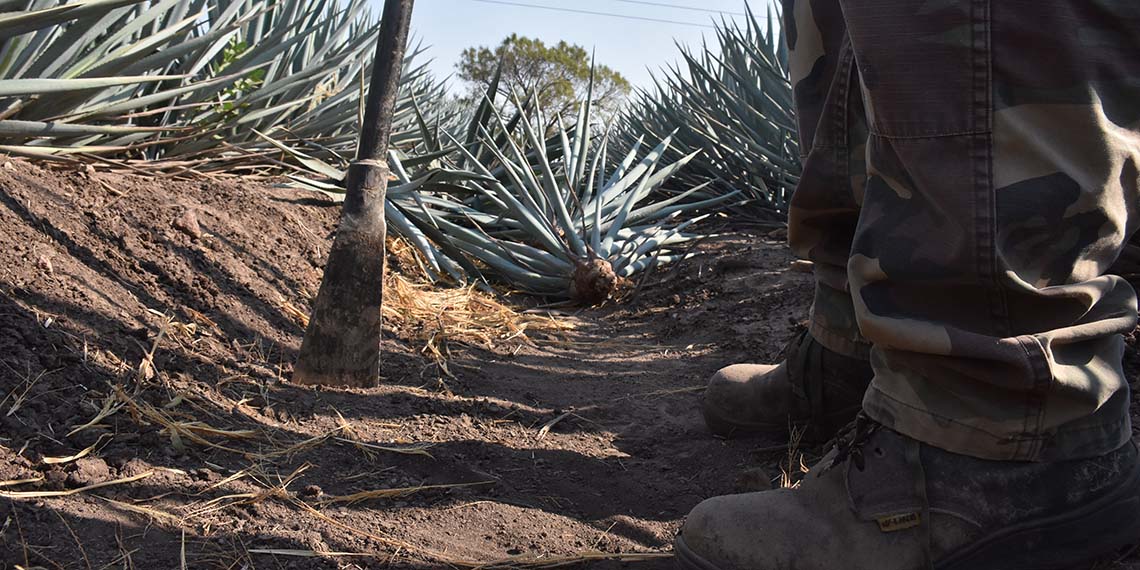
[{"xmin": 570, "ymin": 258, "xmax": 624, "ymax": 305}]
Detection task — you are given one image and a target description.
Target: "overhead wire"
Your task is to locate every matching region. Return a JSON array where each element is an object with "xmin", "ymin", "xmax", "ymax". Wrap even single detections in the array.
[
  {"xmin": 462, "ymin": 0, "xmax": 719, "ymax": 28},
  {"xmin": 609, "ymin": 0, "xmax": 748, "ymax": 17}
]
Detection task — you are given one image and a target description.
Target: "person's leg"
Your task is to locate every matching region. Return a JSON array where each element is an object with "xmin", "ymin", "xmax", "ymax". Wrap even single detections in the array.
[
  {"xmin": 785, "ymin": 0, "xmax": 870, "ymax": 361},
  {"xmin": 701, "ymin": 0, "xmax": 873, "ymax": 441},
  {"xmin": 848, "ymin": 0, "xmax": 1139, "ymax": 461},
  {"xmin": 677, "ymin": 1, "xmax": 1140, "ymax": 568}
]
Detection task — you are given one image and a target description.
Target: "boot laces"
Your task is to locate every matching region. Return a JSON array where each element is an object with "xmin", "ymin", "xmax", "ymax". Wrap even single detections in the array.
[
  {"xmin": 821, "ymin": 411, "xmax": 879, "ymax": 474},
  {"xmin": 819, "ymin": 413, "xmax": 934, "ymax": 570}
]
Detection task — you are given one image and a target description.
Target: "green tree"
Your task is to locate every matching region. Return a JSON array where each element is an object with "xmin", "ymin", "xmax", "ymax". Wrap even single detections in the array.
[{"xmin": 457, "ymin": 34, "xmax": 631, "ymax": 121}]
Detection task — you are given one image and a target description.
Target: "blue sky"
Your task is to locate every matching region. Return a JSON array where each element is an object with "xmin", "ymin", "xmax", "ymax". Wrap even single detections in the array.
[{"xmin": 409, "ymin": 0, "xmax": 770, "ymax": 92}]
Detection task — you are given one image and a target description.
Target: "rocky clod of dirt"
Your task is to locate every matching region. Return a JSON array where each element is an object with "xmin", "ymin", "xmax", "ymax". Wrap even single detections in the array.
[
  {"xmin": 173, "ymin": 208, "xmax": 203, "ymax": 240},
  {"xmin": 65, "ymin": 457, "xmax": 111, "ymax": 488},
  {"xmin": 734, "ymin": 466, "xmax": 774, "ymax": 493}
]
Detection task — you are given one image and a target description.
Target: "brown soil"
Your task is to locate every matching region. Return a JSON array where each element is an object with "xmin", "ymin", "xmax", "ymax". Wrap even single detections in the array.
[{"xmin": 0, "ymin": 158, "xmax": 1136, "ymax": 570}]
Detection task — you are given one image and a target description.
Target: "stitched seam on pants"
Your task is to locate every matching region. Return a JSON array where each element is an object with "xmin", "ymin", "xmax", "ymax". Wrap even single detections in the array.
[
  {"xmin": 834, "ymin": 36, "xmax": 854, "ymax": 219},
  {"xmin": 970, "ymin": 0, "xmax": 1037, "ymax": 457},
  {"xmin": 1017, "ymin": 335, "xmax": 1051, "ymax": 459},
  {"xmin": 870, "ymin": 385, "xmax": 1074, "ymax": 453},
  {"xmin": 972, "ymin": 0, "xmax": 1004, "ymax": 336},
  {"xmin": 1026, "ymin": 334, "xmax": 1053, "ymax": 459},
  {"xmin": 810, "ymin": 320, "xmax": 872, "ymax": 360},
  {"xmin": 1032, "ymin": 417, "xmax": 1131, "ymax": 436},
  {"xmin": 866, "ymin": 129, "xmax": 990, "ymax": 140},
  {"xmin": 868, "ymin": 385, "xmax": 1010, "ymax": 441},
  {"xmin": 836, "ymin": 36, "xmax": 853, "ymax": 153},
  {"xmin": 806, "ymin": 142, "xmax": 856, "ymax": 151}
]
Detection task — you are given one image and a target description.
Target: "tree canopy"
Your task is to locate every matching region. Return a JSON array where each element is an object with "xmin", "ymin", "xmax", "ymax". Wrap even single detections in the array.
[{"xmin": 456, "ymin": 34, "xmax": 631, "ymax": 121}]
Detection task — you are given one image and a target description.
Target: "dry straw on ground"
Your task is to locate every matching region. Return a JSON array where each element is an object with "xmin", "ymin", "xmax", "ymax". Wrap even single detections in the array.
[
  {"xmin": 283, "ymin": 238, "xmax": 573, "ymax": 368},
  {"xmin": 382, "ymin": 271, "xmax": 570, "ymax": 361}
]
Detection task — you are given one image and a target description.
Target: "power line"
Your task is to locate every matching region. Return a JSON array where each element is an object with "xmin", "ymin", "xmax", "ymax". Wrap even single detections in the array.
[
  {"xmin": 610, "ymin": 0, "xmax": 747, "ymax": 17},
  {"xmin": 464, "ymin": 0, "xmax": 718, "ymax": 28}
]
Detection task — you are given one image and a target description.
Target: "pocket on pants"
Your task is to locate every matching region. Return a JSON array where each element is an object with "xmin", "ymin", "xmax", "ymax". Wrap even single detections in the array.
[{"xmin": 840, "ymin": 0, "xmax": 984, "ymax": 138}]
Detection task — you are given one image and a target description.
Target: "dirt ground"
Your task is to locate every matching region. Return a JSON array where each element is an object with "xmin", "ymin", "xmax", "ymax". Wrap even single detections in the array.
[{"xmin": 0, "ymin": 158, "xmax": 1137, "ymax": 570}]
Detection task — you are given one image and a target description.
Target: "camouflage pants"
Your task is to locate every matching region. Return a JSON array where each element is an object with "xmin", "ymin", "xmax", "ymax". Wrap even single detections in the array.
[{"xmin": 784, "ymin": 0, "xmax": 1140, "ymax": 461}]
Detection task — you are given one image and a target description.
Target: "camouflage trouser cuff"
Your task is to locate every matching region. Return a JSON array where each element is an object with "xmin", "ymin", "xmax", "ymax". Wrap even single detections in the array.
[
  {"xmin": 809, "ymin": 282, "xmax": 872, "ymax": 360},
  {"xmin": 863, "ymin": 383, "xmax": 1134, "ymax": 462}
]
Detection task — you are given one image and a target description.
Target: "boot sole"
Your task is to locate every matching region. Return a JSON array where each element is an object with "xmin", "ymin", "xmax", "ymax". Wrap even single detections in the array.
[
  {"xmin": 674, "ymin": 533, "xmax": 727, "ymax": 570},
  {"xmin": 675, "ymin": 457, "xmax": 1140, "ymax": 570},
  {"xmin": 701, "ymin": 404, "xmax": 789, "ymax": 439}
]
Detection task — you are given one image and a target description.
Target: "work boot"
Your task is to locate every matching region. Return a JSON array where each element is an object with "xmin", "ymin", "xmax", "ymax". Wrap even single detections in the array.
[
  {"xmin": 703, "ymin": 330, "xmax": 872, "ymax": 441},
  {"xmin": 676, "ymin": 415, "xmax": 1140, "ymax": 570}
]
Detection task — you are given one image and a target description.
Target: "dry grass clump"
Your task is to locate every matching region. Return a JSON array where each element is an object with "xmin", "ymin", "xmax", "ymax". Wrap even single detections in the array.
[
  {"xmin": 780, "ymin": 426, "xmax": 811, "ymax": 489},
  {"xmin": 384, "ymin": 237, "xmax": 573, "ymax": 361},
  {"xmin": 283, "ymin": 238, "xmax": 573, "ymax": 365},
  {"xmin": 381, "ymin": 271, "xmax": 569, "ymax": 362}
]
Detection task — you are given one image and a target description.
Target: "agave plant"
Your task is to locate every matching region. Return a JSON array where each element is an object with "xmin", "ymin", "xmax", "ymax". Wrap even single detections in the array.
[
  {"xmin": 620, "ymin": 5, "xmax": 799, "ymax": 219},
  {"xmin": 393, "ymin": 88, "xmax": 738, "ymax": 303},
  {"xmin": 0, "ymin": 0, "xmax": 451, "ymax": 171}
]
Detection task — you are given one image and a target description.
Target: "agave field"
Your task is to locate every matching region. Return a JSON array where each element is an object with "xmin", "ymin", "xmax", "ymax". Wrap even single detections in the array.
[
  {"xmin": 0, "ymin": 0, "xmax": 453, "ymax": 173},
  {"xmin": 0, "ymin": 0, "xmax": 796, "ymax": 302}
]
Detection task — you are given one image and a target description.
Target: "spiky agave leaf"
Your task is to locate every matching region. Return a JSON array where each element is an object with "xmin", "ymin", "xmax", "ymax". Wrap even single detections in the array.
[
  {"xmin": 619, "ymin": 4, "xmax": 799, "ymax": 220},
  {"xmin": 253, "ymin": 129, "xmax": 476, "ymax": 285}
]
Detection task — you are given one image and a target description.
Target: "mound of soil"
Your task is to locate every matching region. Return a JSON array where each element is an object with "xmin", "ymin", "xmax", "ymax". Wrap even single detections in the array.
[{"xmin": 0, "ymin": 157, "xmax": 1136, "ymax": 569}]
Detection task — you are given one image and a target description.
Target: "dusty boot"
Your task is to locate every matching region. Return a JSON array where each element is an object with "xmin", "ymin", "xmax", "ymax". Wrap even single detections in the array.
[
  {"xmin": 703, "ymin": 330, "xmax": 872, "ymax": 440},
  {"xmin": 676, "ymin": 416, "xmax": 1140, "ymax": 570}
]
